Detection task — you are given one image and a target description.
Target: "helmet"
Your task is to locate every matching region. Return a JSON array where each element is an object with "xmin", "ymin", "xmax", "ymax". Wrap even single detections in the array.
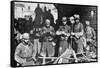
[
  {"xmin": 69, "ymin": 16, "xmax": 75, "ymax": 24},
  {"xmin": 69, "ymin": 16, "xmax": 74, "ymax": 21},
  {"xmin": 62, "ymin": 17, "xmax": 67, "ymax": 21},
  {"xmin": 74, "ymin": 14, "xmax": 80, "ymax": 19},
  {"xmin": 22, "ymin": 33, "xmax": 30, "ymax": 40},
  {"xmin": 85, "ymin": 21, "xmax": 90, "ymax": 25}
]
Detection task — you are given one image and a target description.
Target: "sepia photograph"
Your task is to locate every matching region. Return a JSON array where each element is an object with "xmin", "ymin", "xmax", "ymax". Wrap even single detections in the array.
[{"xmin": 11, "ymin": 1, "xmax": 98, "ymax": 67}]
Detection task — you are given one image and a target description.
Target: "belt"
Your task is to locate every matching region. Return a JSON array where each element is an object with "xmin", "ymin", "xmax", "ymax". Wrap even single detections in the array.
[{"xmin": 20, "ymin": 56, "xmax": 32, "ymax": 59}]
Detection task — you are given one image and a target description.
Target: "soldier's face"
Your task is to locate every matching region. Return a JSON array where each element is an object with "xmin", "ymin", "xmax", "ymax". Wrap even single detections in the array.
[
  {"xmin": 62, "ymin": 17, "xmax": 67, "ymax": 25},
  {"xmin": 86, "ymin": 21, "xmax": 90, "ymax": 26},
  {"xmin": 46, "ymin": 19, "xmax": 50, "ymax": 26},
  {"xmin": 69, "ymin": 17, "xmax": 75, "ymax": 24},
  {"xmin": 70, "ymin": 19, "xmax": 75, "ymax": 24},
  {"xmin": 62, "ymin": 17, "xmax": 67, "ymax": 21},
  {"xmin": 71, "ymin": 21, "xmax": 75, "ymax": 24},
  {"xmin": 76, "ymin": 19, "xmax": 79, "ymax": 23},
  {"xmin": 24, "ymin": 39, "xmax": 29, "ymax": 44}
]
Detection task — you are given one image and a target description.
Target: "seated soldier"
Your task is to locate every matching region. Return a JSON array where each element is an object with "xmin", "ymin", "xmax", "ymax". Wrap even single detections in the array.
[{"xmin": 14, "ymin": 33, "xmax": 36, "ymax": 66}]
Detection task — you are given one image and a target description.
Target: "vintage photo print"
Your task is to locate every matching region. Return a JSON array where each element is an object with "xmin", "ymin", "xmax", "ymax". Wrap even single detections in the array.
[{"xmin": 11, "ymin": 1, "xmax": 98, "ymax": 67}]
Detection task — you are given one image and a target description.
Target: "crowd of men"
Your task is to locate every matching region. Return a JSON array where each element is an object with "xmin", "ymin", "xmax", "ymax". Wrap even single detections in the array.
[{"xmin": 13, "ymin": 5, "xmax": 97, "ymax": 66}]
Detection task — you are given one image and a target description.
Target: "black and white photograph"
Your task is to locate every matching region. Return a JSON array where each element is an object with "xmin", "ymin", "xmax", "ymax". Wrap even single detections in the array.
[{"xmin": 11, "ymin": 1, "xmax": 98, "ymax": 67}]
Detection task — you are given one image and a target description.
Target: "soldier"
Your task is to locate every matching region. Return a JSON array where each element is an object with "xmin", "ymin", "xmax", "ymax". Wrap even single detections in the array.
[
  {"xmin": 14, "ymin": 33, "xmax": 36, "ymax": 66},
  {"xmin": 30, "ymin": 21, "xmax": 42, "ymax": 57},
  {"xmin": 40, "ymin": 19, "xmax": 56, "ymax": 57},
  {"xmin": 70, "ymin": 14, "xmax": 84, "ymax": 53},
  {"xmin": 56, "ymin": 17, "xmax": 70, "ymax": 56},
  {"xmin": 85, "ymin": 21, "xmax": 96, "ymax": 44},
  {"xmin": 85, "ymin": 21, "xmax": 97, "ymax": 59}
]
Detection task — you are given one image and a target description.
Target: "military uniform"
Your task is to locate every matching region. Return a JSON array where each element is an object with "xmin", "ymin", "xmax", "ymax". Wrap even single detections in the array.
[
  {"xmin": 85, "ymin": 26, "xmax": 96, "ymax": 41},
  {"xmin": 85, "ymin": 26, "xmax": 96, "ymax": 58},
  {"xmin": 40, "ymin": 26, "xmax": 55, "ymax": 57},
  {"xmin": 73, "ymin": 22, "xmax": 84, "ymax": 53},
  {"xmin": 57, "ymin": 24, "xmax": 70, "ymax": 56},
  {"xmin": 14, "ymin": 42, "xmax": 36, "ymax": 66},
  {"xmin": 30, "ymin": 21, "xmax": 42, "ymax": 57}
]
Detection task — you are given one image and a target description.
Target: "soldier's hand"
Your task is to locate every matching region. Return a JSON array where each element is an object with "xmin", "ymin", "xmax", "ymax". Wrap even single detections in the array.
[
  {"xmin": 67, "ymin": 33, "xmax": 70, "ymax": 36},
  {"xmin": 62, "ymin": 31, "xmax": 66, "ymax": 35},
  {"xmin": 36, "ymin": 33, "xmax": 40, "ymax": 36},
  {"xmin": 71, "ymin": 32, "xmax": 75, "ymax": 35},
  {"xmin": 52, "ymin": 42, "xmax": 56, "ymax": 46}
]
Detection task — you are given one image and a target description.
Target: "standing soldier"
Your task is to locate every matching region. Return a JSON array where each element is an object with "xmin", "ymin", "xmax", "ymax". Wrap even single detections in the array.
[
  {"xmin": 69, "ymin": 16, "xmax": 78, "ymax": 53},
  {"xmin": 56, "ymin": 17, "xmax": 70, "ymax": 56},
  {"xmin": 85, "ymin": 21, "xmax": 96, "ymax": 45},
  {"xmin": 85, "ymin": 21, "xmax": 97, "ymax": 59},
  {"xmin": 70, "ymin": 14, "xmax": 84, "ymax": 53},
  {"xmin": 40, "ymin": 19, "xmax": 56, "ymax": 57},
  {"xmin": 30, "ymin": 21, "xmax": 42, "ymax": 57},
  {"xmin": 14, "ymin": 33, "xmax": 36, "ymax": 66},
  {"xmin": 30, "ymin": 4, "xmax": 43, "ymax": 57}
]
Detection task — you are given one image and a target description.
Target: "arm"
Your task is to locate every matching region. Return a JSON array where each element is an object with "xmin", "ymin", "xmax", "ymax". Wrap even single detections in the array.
[
  {"xmin": 56, "ymin": 31, "xmax": 62, "ymax": 35},
  {"xmin": 92, "ymin": 28, "xmax": 96, "ymax": 40},
  {"xmin": 40, "ymin": 27, "xmax": 45, "ymax": 35},
  {"xmin": 56, "ymin": 26, "xmax": 63, "ymax": 35},
  {"xmin": 56, "ymin": 27, "xmax": 67, "ymax": 35},
  {"xmin": 50, "ymin": 27, "xmax": 55, "ymax": 35}
]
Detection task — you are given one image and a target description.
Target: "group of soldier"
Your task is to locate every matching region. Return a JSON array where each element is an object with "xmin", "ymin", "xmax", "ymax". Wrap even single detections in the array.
[{"xmin": 14, "ymin": 14, "xmax": 97, "ymax": 66}]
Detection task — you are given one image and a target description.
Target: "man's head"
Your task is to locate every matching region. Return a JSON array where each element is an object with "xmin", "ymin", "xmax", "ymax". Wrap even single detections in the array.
[
  {"xmin": 21, "ymin": 33, "xmax": 30, "ymax": 44},
  {"xmin": 45, "ymin": 19, "xmax": 50, "ymax": 26},
  {"xmin": 85, "ymin": 20, "xmax": 90, "ymax": 26},
  {"xmin": 37, "ymin": 3, "xmax": 40, "ymax": 7},
  {"xmin": 62, "ymin": 17, "xmax": 67, "ymax": 25},
  {"xmin": 74, "ymin": 14, "xmax": 80, "ymax": 23},
  {"xmin": 69, "ymin": 16, "xmax": 75, "ymax": 24},
  {"xmin": 44, "ymin": 6, "xmax": 47, "ymax": 12}
]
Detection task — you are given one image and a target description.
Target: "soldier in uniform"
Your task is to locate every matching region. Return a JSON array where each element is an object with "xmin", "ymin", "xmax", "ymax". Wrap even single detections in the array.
[
  {"xmin": 14, "ymin": 33, "xmax": 36, "ymax": 66},
  {"xmin": 70, "ymin": 14, "xmax": 84, "ymax": 53},
  {"xmin": 56, "ymin": 17, "xmax": 70, "ymax": 56},
  {"xmin": 30, "ymin": 21, "xmax": 42, "ymax": 57},
  {"xmin": 40, "ymin": 19, "xmax": 56, "ymax": 57},
  {"xmin": 85, "ymin": 21, "xmax": 97, "ymax": 59}
]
